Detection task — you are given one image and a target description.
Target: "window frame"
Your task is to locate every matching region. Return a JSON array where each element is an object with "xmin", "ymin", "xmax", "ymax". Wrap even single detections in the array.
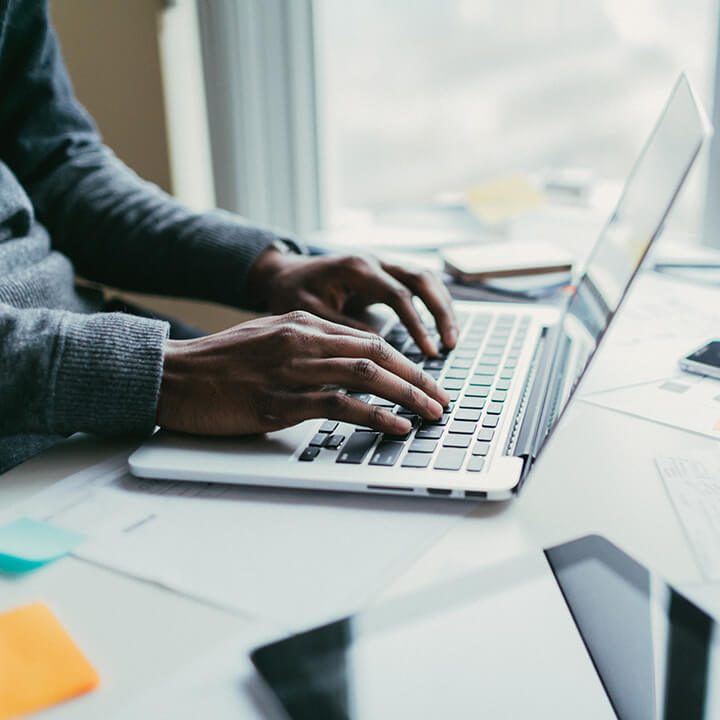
[{"xmin": 196, "ymin": 0, "xmax": 325, "ymax": 234}]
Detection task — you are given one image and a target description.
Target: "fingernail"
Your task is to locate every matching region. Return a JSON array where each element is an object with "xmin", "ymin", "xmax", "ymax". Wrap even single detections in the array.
[
  {"xmin": 448, "ymin": 327, "xmax": 458, "ymax": 346},
  {"xmin": 395, "ymin": 416, "xmax": 412, "ymax": 431},
  {"xmin": 429, "ymin": 399, "xmax": 443, "ymax": 417}
]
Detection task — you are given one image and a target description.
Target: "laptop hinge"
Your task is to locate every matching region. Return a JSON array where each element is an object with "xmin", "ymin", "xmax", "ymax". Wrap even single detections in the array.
[{"xmin": 513, "ymin": 325, "xmax": 559, "ymax": 461}]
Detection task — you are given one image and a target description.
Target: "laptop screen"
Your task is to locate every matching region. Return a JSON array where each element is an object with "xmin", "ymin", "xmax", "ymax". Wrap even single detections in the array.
[{"xmin": 543, "ymin": 75, "xmax": 710, "ymax": 443}]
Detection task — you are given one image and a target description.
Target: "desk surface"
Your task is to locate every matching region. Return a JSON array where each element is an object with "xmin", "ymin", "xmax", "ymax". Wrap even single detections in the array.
[{"xmin": 2, "ymin": 271, "xmax": 720, "ymax": 719}]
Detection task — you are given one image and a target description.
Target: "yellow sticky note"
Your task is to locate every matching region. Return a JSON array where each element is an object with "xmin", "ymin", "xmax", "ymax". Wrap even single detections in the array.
[
  {"xmin": 0, "ymin": 603, "xmax": 99, "ymax": 719},
  {"xmin": 466, "ymin": 174, "xmax": 546, "ymax": 226}
]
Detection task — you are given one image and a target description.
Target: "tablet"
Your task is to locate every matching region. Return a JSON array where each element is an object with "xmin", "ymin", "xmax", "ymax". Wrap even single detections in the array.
[{"xmin": 250, "ymin": 535, "xmax": 719, "ymax": 719}]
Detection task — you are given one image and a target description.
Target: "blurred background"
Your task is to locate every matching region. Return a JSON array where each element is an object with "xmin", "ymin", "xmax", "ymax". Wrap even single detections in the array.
[{"xmin": 50, "ymin": 0, "xmax": 720, "ymax": 326}]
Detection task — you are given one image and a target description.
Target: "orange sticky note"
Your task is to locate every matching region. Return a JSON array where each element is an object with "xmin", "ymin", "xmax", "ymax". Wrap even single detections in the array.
[{"xmin": 0, "ymin": 603, "xmax": 99, "ymax": 719}]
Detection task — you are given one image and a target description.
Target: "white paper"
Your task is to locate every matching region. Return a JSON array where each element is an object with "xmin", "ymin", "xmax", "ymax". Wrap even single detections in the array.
[
  {"xmin": 107, "ymin": 624, "xmax": 285, "ymax": 720},
  {"xmin": 585, "ymin": 372, "xmax": 720, "ymax": 440},
  {"xmin": 580, "ymin": 272, "xmax": 720, "ymax": 396},
  {"xmin": 17, "ymin": 460, "xmax": 475, "ymax": 630},
  {"xmin": 656, "ymin": 454, "xmax": 720, "ymax": 580}
]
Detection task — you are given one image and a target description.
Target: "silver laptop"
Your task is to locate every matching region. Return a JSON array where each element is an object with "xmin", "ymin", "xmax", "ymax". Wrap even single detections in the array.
[{"xmin": 130, "ymin": 75, "xmax": 709, "ymax": 500}]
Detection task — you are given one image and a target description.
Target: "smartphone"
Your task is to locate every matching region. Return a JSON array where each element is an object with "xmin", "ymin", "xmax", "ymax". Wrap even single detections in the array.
[{"xmin": 679, "ymin": 340, "xmax": 720, "ymax": 379}]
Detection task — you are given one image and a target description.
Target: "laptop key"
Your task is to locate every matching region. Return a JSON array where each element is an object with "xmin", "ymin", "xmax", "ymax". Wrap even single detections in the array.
[
  {"xmin": 454, "ymin": 408, "xmax": 481, "ymax": 422},
  {"xmin": 443, "ymin": 434, "xmax": 471, "ymax": 449},
  {"xmin": 369, "ymin": 441, "xmax": 405, "ymax": 466},
  {"xmin": 472, "ymin": 441, "xmax": 491, "ymax": 456},
  {"xmin": 423, "ymin": 358, "xmax": 445, "ymax": 371},
  {"xmin": 444, "ymin": 368, "xmax": 469, "ymax": 380},
  {"xmin": 319, "ymin": 420, "xmax": 338, "ymax": 433},
  {"xmin": 467, "ymin": 456, "xmax": 485, "ymax": 472},
  {"xmin": 459, "ymin": 397, "xmax": 485, "ymax": 410},
  {"xmin": 402, "ymin": 453, "xmax": 430, "ymax": 468},
  {"xmin": 476, "ymin": 428, "xmax": 495, "ymax": 442},
  {"xmin": 486, "ymin": 402, "xmax": 503, "ymax": 415},
  {"xmin": 372, "ymin": 397, "xmax": 395, "ymax": 408},
  {"xmin": 423, "ymin": 413, "xmax": 451, "ymax": 427},
  {"xmin": 433, "ymin": 448, "xmax": 467, "ymax": 471},
  {"xmin": 480, "ymin": 353, "xmax": 502, "ymax": 363},
  {"xmin": 382, "ymin": 431, "xmax": 411, "ymax": 442},
  {"xmin": 324, "ymin": 434, "xmax": 345, "ymax": 449},
  {"xmin": 299, "ymin": 447, "xmax": 320, "ymax": 461},
  {"xmin": 442, "ymin": 379, "xmax": 465, "ymax": 391},
  {"xmin": 309, "ymin": 433, "xmax": 327, "ymax": 447},
  {"xmin": 482, "ymin": 415, "xmax": 499, "ymax": 428},
  {"xmin": 409, "ymin": 439, "xmax": 437, "ymax": 453},
  {"xmin": 491, "ymin": 391, "xmax": 507, "ymax": 402},
  {"xmin": 465, "ymin": 387, "xmax": 489, "ymax": 398},
  {"xmin": 415, "ymin": 425, "xmax": 444, "ymax": 440},
  {"xmin": 448, "ymin": 420, "xmax": 477, "ymax": 434},
  {"xmin": 476, "ymin": 363, "xmax": 498, "ymax": 374},
  {"xmin": 469, "ymin": 375, "xmax": 493, "ymax": 387},
  {"xmin": 495, "ymin": 379, "xmax": 511, "ymax": 391},
  {"xmin": 397, "ymin": 406, "xmax": 418, "ymax": 416},
  {"xmin": 337, "ymin": 432, "xmax": 379, "ymax": 464}
]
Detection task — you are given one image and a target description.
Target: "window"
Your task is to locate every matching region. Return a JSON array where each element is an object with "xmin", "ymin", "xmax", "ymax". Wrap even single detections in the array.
[{"xmin": 316, "ymin": 1, "xmax": 718, "ymax": 233}]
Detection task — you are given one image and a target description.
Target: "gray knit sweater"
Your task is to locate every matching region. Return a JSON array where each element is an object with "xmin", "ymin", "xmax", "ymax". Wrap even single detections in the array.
[{"xmin": 0, "ymin": 1, "xmax": 281, "ymax": 472}]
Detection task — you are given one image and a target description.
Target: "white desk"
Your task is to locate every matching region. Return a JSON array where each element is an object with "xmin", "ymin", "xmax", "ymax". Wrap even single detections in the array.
[{"xmin": 2, "ymin": 271, "xmax": 720, "ymax": 718}]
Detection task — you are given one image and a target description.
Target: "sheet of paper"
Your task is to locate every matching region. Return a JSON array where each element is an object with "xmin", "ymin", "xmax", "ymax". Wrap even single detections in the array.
[
  {"xmin": 0, "ymin": 603, "xmax": 99, "ymax": 720},
  {"xmin": 579, "ymin": 272, "xmax": 720, "ymax": 396},
  {"xmin": 16, "ymin": 459, "xmax": 475, "ymax": 630},
  {"xmin": 107, "ymin": 624, "xmax": 285, "ymax": 720},
  {"xmin": 585, "ymin": 372, "xmax": 720, "ymax": 440},
  {"xmin": 0, "ymin": 517, "xmax": 86, "ymax": 573},
  {"xmin": 656, "ymin": 454, "xmax": 720, "ymax": 580}
]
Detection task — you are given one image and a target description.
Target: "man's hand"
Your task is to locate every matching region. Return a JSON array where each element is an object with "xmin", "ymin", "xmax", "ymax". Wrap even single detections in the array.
[
  {"xmin": 156, "ymin": 311, "xmax": 450, "ymax": 436},
  {"xmin": 249, "ymin": 251, "xmax": 458, "ymax": 357}
]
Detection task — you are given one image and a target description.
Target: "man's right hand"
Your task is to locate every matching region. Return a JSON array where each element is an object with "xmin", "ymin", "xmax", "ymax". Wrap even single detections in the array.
[{"xmin": 156, "ymin": 311, "xmax": 450, "ymax": 436}]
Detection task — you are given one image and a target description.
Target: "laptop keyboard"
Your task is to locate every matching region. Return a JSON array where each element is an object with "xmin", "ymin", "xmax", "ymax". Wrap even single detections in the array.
[{"xmin": 297, "ymin": 311, "xmax": 531, "ymax": 472}]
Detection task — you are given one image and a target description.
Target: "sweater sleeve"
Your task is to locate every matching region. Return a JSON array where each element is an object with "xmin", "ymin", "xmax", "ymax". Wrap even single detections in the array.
[
  {"xmin": 0, "ymin": 302, "xmax": 168, "ymax": 436},
  {"xmin": 0, "ymin": 1, "xmax": 280, "ymax": 311}
]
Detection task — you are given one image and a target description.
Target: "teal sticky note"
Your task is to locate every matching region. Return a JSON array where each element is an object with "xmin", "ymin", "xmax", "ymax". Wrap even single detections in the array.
[{"xmin": 0, "ymin": 517, "xmax": 86, "ymax": 573}]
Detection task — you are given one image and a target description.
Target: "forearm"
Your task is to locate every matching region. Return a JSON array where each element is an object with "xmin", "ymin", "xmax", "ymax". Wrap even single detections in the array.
[
  {"xmin": 26, "ymin": 146, "xmax": 279, "ymax": 310},
  {"xmin": 0, "ymin": 303, "xmax": 167, "ymax": 436}
]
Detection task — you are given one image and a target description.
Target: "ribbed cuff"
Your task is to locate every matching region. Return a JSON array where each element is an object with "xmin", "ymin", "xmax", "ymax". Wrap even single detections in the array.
[
  {"xmin": 49, "ymin": 312, "xmax": 169, "ymax": 435},
  {"xmin": 188, "ymin": 209, "xmax": 280, "ymax": 311}
]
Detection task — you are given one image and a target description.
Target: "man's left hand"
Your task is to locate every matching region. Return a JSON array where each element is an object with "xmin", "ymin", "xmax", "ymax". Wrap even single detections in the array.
[{"xmin": 249, "ymin": 251, "xmax": 458, "ymax": 356}]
